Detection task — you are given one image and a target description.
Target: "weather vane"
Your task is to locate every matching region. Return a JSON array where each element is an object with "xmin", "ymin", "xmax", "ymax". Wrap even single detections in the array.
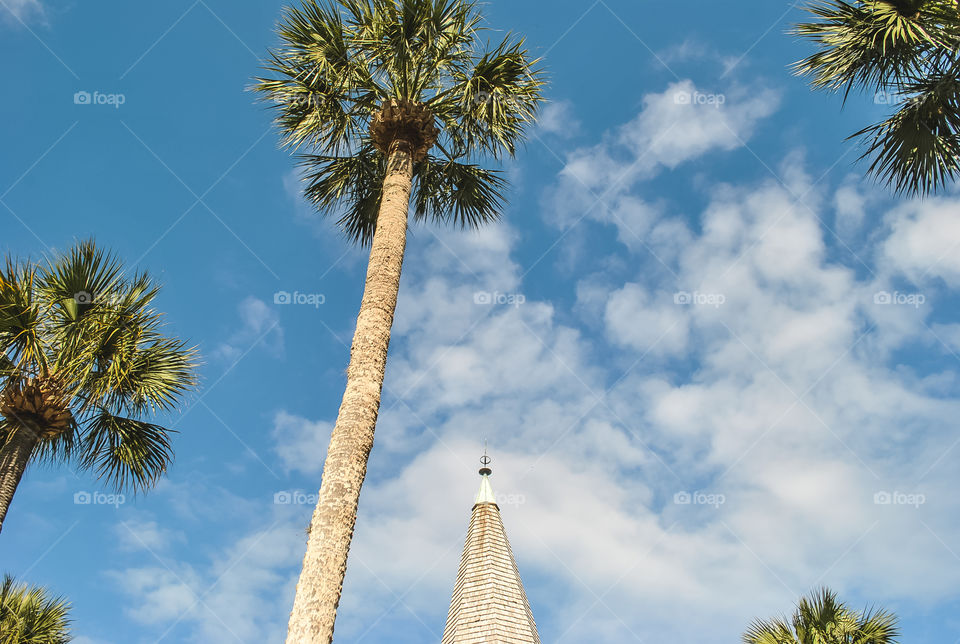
[{"xmin": 479, "ymin": 441, "xmax": 492, "ymax": 476}]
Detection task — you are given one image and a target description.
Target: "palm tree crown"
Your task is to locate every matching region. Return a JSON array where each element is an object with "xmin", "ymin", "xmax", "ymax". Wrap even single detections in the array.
[
  {"xmin": 744, "ymin": 587, "xmax": 900, "ymax": 644},
  {"xmin": 0, "ymin": 241, "xmax": 197, "ymax": 494},
  {"xmin": 255, "ymin": 0, "xmax": 544, "ymax": 244},
  {"xmin": 794, "ymin": 0, "xmax": 960, "ymax": 195},
  {"xmin": 0, "ymin": 575, "xmax": 71, "ymax": 644}
]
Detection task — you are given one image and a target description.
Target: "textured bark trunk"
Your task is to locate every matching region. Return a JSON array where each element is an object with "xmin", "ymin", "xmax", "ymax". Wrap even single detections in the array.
[
  {"xmin": 285, "ymin": 141, "xmax": 415, "ymax": 643},
  {"xmin": 0, "ymin": 425, "xmax": 39, "ymax": 534}
]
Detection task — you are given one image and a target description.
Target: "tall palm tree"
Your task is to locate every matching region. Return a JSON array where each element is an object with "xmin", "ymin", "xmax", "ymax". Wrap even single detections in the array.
[
  {"xmin": 254, "ymin": 0, "xmax": 544, "ymax": 639},
  {"xmin": 0, "ymin": 575, "xmax": 71, "ymax": 644},
  {"xmin": 743, "ymin": 587, "xmax": 900, "ymax": 644},
  {"xmin": 793, "ymin": 0, "xmax": 960, "ymax": 195},
  {"xmin": 0, "ymin": 241, "xmax": 198, "ymax": 532}
]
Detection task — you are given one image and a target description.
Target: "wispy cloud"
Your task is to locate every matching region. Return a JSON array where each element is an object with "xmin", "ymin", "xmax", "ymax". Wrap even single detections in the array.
[{"xmin": 213, "ymin": 296, "xmax": 284, "ymax": 363}]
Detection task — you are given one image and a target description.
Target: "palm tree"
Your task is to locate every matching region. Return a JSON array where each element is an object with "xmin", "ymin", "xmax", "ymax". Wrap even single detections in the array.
[
  {"xmin": 0, "ymin": 241, "xmax": 198, "ymax": 533},
  {"xmin": 743, "ymin": 587, "xmax": 900, "ymax": 644},
  {"xmin": 254, "ymin": 0, "xmax": 544, "ymax": 639},
  {"xmin": 0, "ymin": 575, "xmax": 71, "ymax": 644},
  {"xmin": 793, "ymin": 0, "xmax": 960, "ymax": 195}
]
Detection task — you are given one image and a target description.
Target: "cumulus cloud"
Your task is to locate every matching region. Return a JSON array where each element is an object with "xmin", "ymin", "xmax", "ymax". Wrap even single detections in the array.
[
  {"xmin": 271, "ymin": 410, "xmax": 332, "ymax": 475},
  {"xmin": 882, "ymin": 197, "xmax": 960, "ymax": 287},
  {"xmin": 109, "ymin": 484, "xmax": 304, "ymax": 644},
  {"xmin": 545, "ymin": 79, "xmax": 780, "ymax": 249},
  {"xmin": 537, "ymin": 99, "xmax": 581, "ymax": 138}
]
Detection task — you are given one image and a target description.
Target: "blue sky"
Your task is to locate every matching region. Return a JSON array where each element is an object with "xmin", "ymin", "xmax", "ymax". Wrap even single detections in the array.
[{"xmin": 3, "ymin": 0, "xmax": 960, "ymax": 642}]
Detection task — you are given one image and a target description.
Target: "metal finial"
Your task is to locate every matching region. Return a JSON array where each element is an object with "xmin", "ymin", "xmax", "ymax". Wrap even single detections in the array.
[{"xmin": 479, "ymin": 443, "xmax": 492, "ymax": 476}]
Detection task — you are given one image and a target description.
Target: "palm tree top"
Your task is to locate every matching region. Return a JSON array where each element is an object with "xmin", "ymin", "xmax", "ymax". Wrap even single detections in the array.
[
  {"xmin": 0, "ymin": 240, "xmax": 199, "ymax": 493},
  {"xmin": 254, "ymin": 0, "xmax": 546, "ymax": 245},
  {"xmin": 744, "ymin": 587, "xmax": 900, "ymax": 644}
]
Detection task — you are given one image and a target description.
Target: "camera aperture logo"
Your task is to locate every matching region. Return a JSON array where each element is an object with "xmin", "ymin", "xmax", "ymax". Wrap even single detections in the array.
[
  {"xmin": 274, "ymin": 290, "xmax": 325, "ymax": 308},
  {"xmin": 74, "ymin": 491, "xmax": 125, "ymax": 508},
  {"xmin": 74, "ymin": 90, "xmax": 126, "ymax": 109},
  {"xmin": 674, "ymin": 490, "xmax": 725, "ymax": 508}
]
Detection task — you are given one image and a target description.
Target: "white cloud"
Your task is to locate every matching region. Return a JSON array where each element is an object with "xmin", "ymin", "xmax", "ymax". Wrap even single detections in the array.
[
  {"xmin": 883, "ymin": 197, "xmax": 960, "ymax": 287},
  {"xmin": 271, "ymin": 410, "xmax": 332, "ymax": 475},
  {"xmin": 537, "ymin": 100, "xmax": 580, "ymax": 138},
  {"xmin": 110, "ymin": 507, "xmax": 304, "ymax": 644},
  {"xmin": 112, "ymin": 83, "xmax": 960, "ymax": 643},
  {"xmin": 213, "ymin": 296, "xmax": 283, "ymax": 362},
  {"xmin": 605, "ymin": 283, "xmax": 690, "ymax": 357},
  {"xmin": 328, "ymin": 149, "xmax": 960, "ymax": 641},
  {"xmin": 545, "ymin": 79, "xmax": 780, "ymax": 245},
  {"xmin": 115, "ymin": 516, "xmax": 185, "ymax": 552},
  {"xmin": 1, "ymin": 0, "xmax": 44, "ymax": 23}
]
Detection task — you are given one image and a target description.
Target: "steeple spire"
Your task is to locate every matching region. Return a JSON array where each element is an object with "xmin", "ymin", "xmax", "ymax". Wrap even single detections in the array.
[{"xmin": 441, "ymin": 452, "xmax": 541, "ymax": 643}]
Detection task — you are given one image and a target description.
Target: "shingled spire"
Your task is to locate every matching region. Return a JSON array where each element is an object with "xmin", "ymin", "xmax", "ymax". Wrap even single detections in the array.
[{"xmin": 441, "ymin": 455, "xmax": 541, "ymax": 644}]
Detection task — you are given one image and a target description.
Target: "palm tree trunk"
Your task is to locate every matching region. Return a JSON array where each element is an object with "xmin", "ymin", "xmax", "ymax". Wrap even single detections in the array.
[
  {"xmin": 286, "ymin": 140, "xmax": 415, "ymax": 643},
  {"xmin": 0, "ymin": 425, "xmax": 40, "ymax": 534}
]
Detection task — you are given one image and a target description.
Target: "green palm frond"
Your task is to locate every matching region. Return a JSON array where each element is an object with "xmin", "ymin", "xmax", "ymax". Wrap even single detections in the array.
[
  {"xmin": 413, "ymin": 155, "xmax": 505, "ymax": 228},
  {"xmin": 0, "ymin": 260, "xmax": 45, "ymax": 375},
  {"xmin": 743, "ymin": 614, "xmax": 796, "ymax": 644},
  {"xmin": 299, "ymin": 144, "xmax": 385, "ymax": 245},
  {"xmin": 255, "ymin": 0, "xmax": 545, "ymax": 244},
  {"xmin": 0, "ymin": 575, "xmax": 71, "ymax": 644},
  {"xmin": 744, "ymin": 588, "xmax": 900, "ymax": 644},
  {"xmin": 855, "ymin": 71, "xmax": 960, "ymax": 193},
  {"xmin": 793, "ymin": 1, "xmax": 956, "ymax": 95},
  {"xmin": 78, "ymin": 411, "xmax": 175, "ymax": 494},
  {"xmin": 794, "ymin": 0, "xmax": 960, "ymax": 195}
]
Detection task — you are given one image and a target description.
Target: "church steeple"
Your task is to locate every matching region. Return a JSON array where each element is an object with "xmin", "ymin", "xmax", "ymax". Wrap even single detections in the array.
[{"xmin": 441, "ymin": 455, "xmax": 541, "ymax": 643}]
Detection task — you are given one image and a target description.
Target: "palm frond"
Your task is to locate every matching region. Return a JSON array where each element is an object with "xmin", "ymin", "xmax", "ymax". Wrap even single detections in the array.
[
  {"xmin": 435, "ymin": 34, "xmax": 545, "ymax": 158},
  {"xmin": 742, "ymin": 615, "xmax": 796, "ymax": 644},
  {"xmin": 0, "ymin": 574, "xmax": 72, "ymax": 644},
  {"xmin": 77, "ymin": 411, "xmax": 175, "ymax": 494},
  {"xmin": 413, "ymin": 155, "xmax": 505, "ymax": 228},
  {"xmin": 299, "ymin": 144, "xmax": 386, "ymax": 245},
  {"xmin": 854, "ymin": 72, "xmax": 960, "ymax": 194},
  {"xmin": 0, "ymin": 260, "xmax": 45, "ymax": 375},
  {"xmin": 792, "ymin": 0, "xmax": 957, "ymax": 96}
]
